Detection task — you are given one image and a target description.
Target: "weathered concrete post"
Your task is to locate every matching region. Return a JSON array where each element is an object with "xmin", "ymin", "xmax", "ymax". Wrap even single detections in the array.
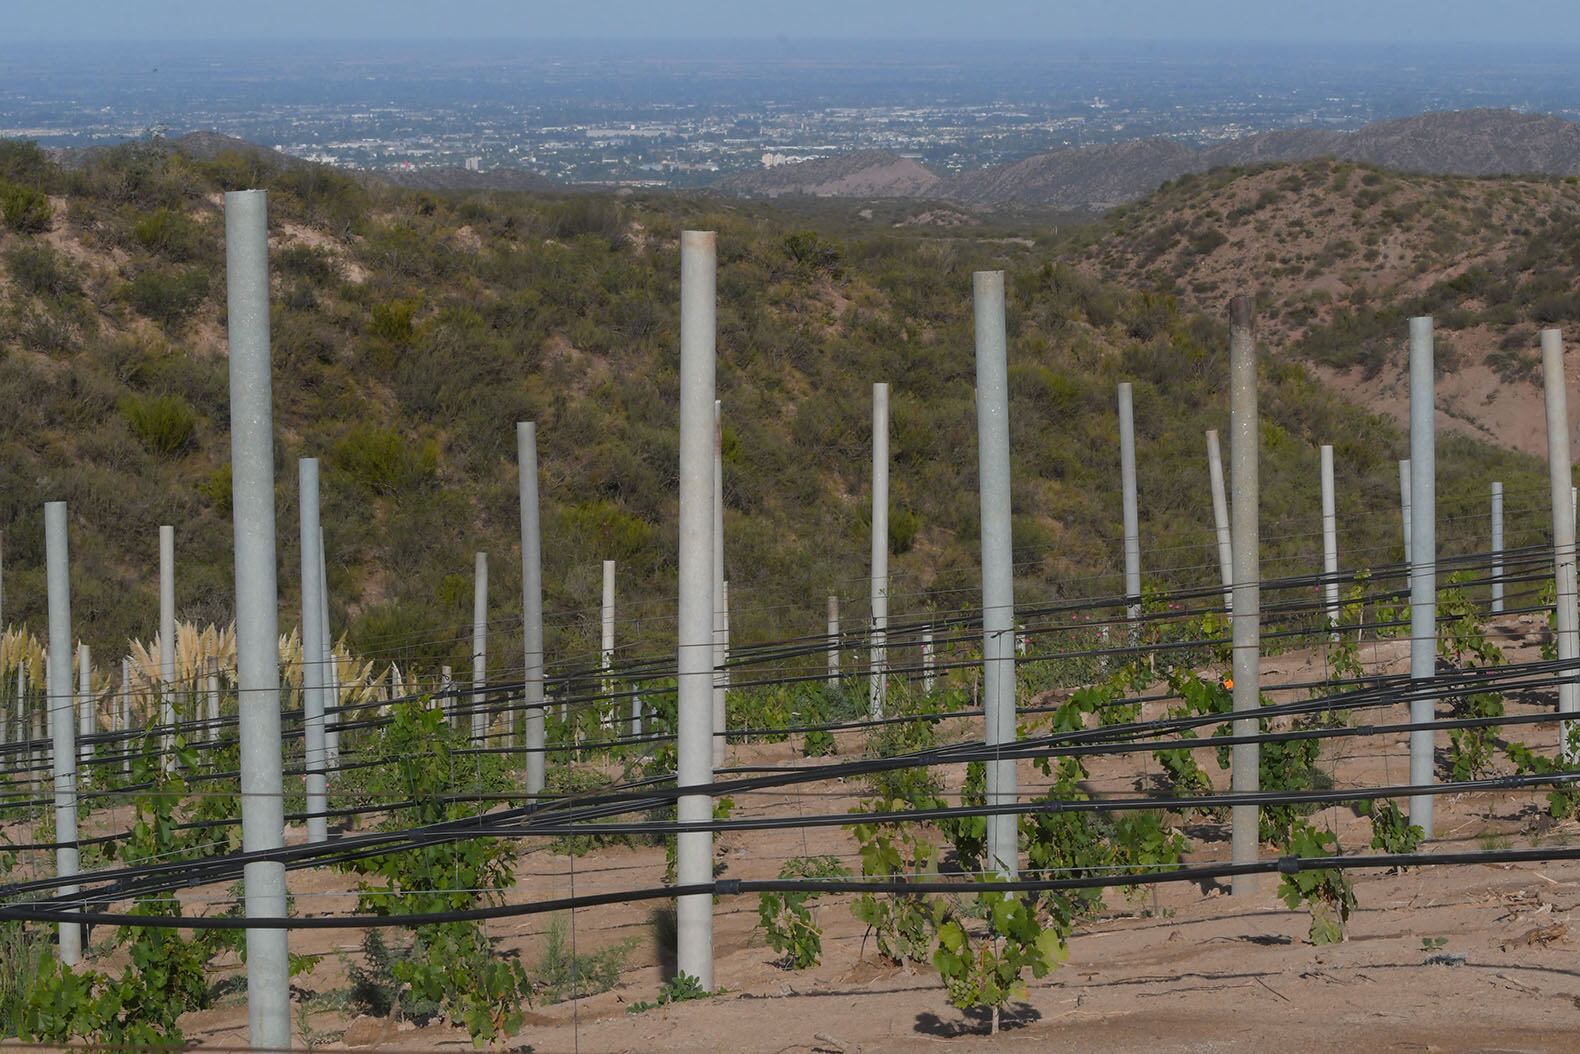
[
  {"xmin": 602, "ymin": 559, "xmax": 616, "ymax": 728},
  {"xmin": 77, "ymin": 642, "xmax": 92, "ymax": 771},
  {"xmin": 1491, "ymin": 481, "xmax": 1505, "ymax": 615},
  {"xmin": 298, "ymin": 458, "xmax": 328, "ymax": 845},
  {"xmin": 1118, "ymin": 382, "xmax": 1142, "ymax": 643},
  {"xmin": 1542, "ymin": 329, "xmax": 1579, "ymax": 759},
  {"xmin": 974, "ymin": 270, "xmax": 1018, "ymax": 879},
  {"xmin": 1228, "ymin": 297, "xmax": 1261, "ymax": 897},
  {"xmin": 225, "ymin": 188, "xmax": 291, "ymax": 1049},
  {"xmin": 1408, "ymin": 317, "xmax": 1437, "ymax": 836},
  {"xmin": 869, "ymin": 382, "xmax": 890, "ymax": 719},
  {"xmin": 826, "ymin": 595, "xmax": 840, "ymax": 683},
  {"xmin": 471, "ymin": 552, "xmax": 488, "ymax": 743},
  {"xmin": 1320, "ymin": 444, "xmax": 1340, "ymax": 636},
  {"xmin": 1207, "ymin": 429, "xmax": 1233, "ymax": 613},
  {"xmin": 45, "ymin": 501, "xmax": 80, "ymax": 963},
  {"xmin": 713, "ymin": 400, "xmax": 728, "ymax": 766},
  {"xmin": 206, "ymin": 657, "xmax": 220, "ymax": 744},
  {"xmin": 922, "ymin": 626, "xmax": 936, "ymax": 694},
  {"xmin": 159, "ymin": 524, "xmax": 176, "ymax": 762},
  {"xmin": 517, "ymin": 421, "xmax": 547, "ymax": 795},
  {"xmin": 676, "ymin": 230, "xmax": 717, "ymax": 988}
]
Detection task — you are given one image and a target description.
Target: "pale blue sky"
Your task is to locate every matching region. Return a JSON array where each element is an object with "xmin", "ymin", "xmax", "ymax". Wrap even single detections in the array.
[{"xmin": 7, "ymin": 0, "xmax": 1580, "ymax": 44}]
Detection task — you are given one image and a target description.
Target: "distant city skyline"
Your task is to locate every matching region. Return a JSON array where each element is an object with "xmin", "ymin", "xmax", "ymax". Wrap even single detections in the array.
[{"xmin": 8, "ymin": 0, "xmax": 1580, "ymax": 45}]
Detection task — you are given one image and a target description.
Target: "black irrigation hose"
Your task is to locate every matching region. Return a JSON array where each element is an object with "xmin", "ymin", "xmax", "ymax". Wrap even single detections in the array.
[{"xmin": 6, "ymin": 843, "xmax": 1580, "ymax": 931}]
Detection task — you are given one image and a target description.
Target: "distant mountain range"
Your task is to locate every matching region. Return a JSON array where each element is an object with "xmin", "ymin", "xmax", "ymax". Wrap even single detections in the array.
[{"xmin": 715, "ymin": 109, "xmax": 1580, "ymax": 213}]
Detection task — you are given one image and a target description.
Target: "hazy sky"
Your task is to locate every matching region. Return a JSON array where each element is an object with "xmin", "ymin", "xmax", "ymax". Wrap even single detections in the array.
[{"xmin": 8, "ymin": 0, "xmax": 1580, "ymax": 45}]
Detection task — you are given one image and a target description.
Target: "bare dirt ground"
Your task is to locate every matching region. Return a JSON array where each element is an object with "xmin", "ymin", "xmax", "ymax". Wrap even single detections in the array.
[{"xmin": 12, "ymin": 614, "xmax": 1580, "ymax": 1053}]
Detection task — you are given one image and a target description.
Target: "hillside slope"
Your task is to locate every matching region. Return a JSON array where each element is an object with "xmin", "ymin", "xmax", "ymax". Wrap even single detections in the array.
[
  {"xmin": 715, "ymin": 151, "xmax": 941, "ymax": 198},
  {"xmin": 1058, "ymin": 158, "xmax": 1580, "ymax": 456},
  {"xmin": 0, "ymin": 137, "xmax": 1542, "ymax": 674}
]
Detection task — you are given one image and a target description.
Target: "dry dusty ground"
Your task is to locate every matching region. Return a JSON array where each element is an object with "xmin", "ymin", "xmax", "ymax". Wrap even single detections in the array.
[{"xmin": 10, "ymin": 615, "xmax": 1580, "ymax": 1053}]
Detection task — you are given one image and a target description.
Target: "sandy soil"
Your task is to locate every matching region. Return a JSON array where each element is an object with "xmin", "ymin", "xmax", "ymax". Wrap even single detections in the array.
[{"xmin": 11, "ymin": 614, "xmax": 1580, "ymax": 1054}]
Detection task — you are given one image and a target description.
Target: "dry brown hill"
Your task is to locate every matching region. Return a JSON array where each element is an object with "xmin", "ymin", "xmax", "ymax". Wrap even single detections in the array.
[{"xmin": 1060, "ymin": 158, "xmax": 1580, "ymax": 455}]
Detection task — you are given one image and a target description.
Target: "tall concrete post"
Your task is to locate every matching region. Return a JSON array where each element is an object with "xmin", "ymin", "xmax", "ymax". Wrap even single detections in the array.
[
  {"xmin": 1320, "ymin": 444, "xmax": 1340, "ymax": 635},
  {"xmin": 713, "ymin": 400, "xmax": 728, "ymax": 766},
  {"xmin": 318, "ymin": 526, "xmax": 338, "ymax": 768},
  {"xmin": 601, "ymin": 559, "xmax": 616, "ymax": 729},
  {"xmin": 1399, "ymin": 459, "xmax": 1413, "ymax": 566},
  {"xmin": 471, "ymin": 552, "xmax": 488, "ymax": 743},
  {"xmin": 869, "ymin": 382, "xmax": 890, "ymax": 719},
  {"xmin": 159, "ymin": 524, "xmax": 176, "ymax": 759},
  {"xmin": 45, "ymin": 502, "xmax": 80, "ymax": 964},
  {"xmin": 1206, "ymin": 429, "xmax": 1233, "ymax": 614},
  {"xmin": 225, "ymin": 188, "xmax": 291, "ymax": 1050},
  {"xmin": 922, "ymin": 626, "xmax": 936, "ymax": 694},
  {"xmin": 1542, "ymin": 329, "xmax": 1580, "ymax": 758},
  {"xmin": 1491, "ymin": 481, "xmax": 1505, "ymax": 615},
  {"xmin": 1118, "ymin": 382, "xmax": 1142, "ymax": 644},
  {"xmin": 676, "ymin": 230, "xmax": 717, "ymax": 989},
  {"xmin": 1408, "ymin": 317, "xmax": 1437, "ymax": 836},
  {"xmin": 206, "ymin": 657, "xmax": 220, "ymax": 744},
  {"xmin": 974, "ymin": 271, "xmax": 1018, "ymax": 878},
  {"xmin": 120, "ymin": 658, "xmax": 131, "ymax": 775},
  {"xmin": 77, "ymin": 642, "xmax": 92, "ymax": 770},
  {"xmin": 298, "ymin": 458, "xmax": 328, "ymax": 845},
  {"xmin": 1228, "ymin": 297, "xmax": 1262, "ymax": 898},
  {"xmin": 826, "ymin": 595, "xmax": 840, "ymax": 683},
  {"xmin": 517, "ymin": 422, "xmax": 547, "ymax": 795}
]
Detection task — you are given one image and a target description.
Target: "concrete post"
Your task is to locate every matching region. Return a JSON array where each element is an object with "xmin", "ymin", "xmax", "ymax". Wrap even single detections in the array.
[
  {"xmin": 974, "ymin": 270, "xmax": 1018, "ymax": 879},
  {"xmin": 1206, "ymin": 429, "xmax": 1233, "ymax": 614},
  {"xmin": 471, "ymin": 552, "xmax": 488, "ymax": 743},
  {"xmin": 298, "ymin": 458, "xmax": 328, "ymax": 845},
  {"xmin": 45, "ymin": 501, "xmax": 80, "ymax": 964},
  {"xmin": 602, "ymin": 559, "xmax": 616, "ymax": 729},
  {"xmin": 1491, "ymin": 481, "xmax": 1505, "ymax": 615},
  {"xmin": 713, "ymin": 400, "xmax": 728, "ymax": 767},
  {"xmin": 319, "ymin": 526, "xmax": 339, "ymax": 769},
  {"xmin": 922, "ymin": 626, "xmax": 936, "ymax": 694},
  {"xmin": 826, "ymin": 595, "xmax": 840, "ymax": 683},
  {"xmin": 120, "ymin": 658, "xmax": 131, "ymax": 776},
  {"xmin": 225, "ymin": 188, "xmax": 291, "ymax": 1050},
  {"xmin": 1542, "ymin": 329, "xmax": 1579, "ymax": 759},
  {"xmin": 206, "ymin": 657, "xmax": 220, "ymax": 744},
  {"xmin": 1320, "ymin": 444, "xmax": 1340, "ymax": 636},
  {"xmin": 159, "ymin": 524, "xmax": 176, "ymax": 761},
  {"xmin": 1408, "ymin": 317, "xmax": 1437, "ymax": 836},
  {"xmin": 1399, "ymin": 459, "xmax": 1413, "ymax": 566},
  {"xmin": 77, "ymin": 642, "xmax": 91, "ymax": 771},
  {"xmin": 517, "ymin": 422, "xmax": 547, "ymax": 795},
  {"xmin": 869, "ymin": 382, "xmax": 890, "ymax": 719},
  {"xmin": 1228, "ymin": 297, "xmax": 1261, "ymax": 898},
  {"xmin": 1118, "ymin": 382, "xmax": 1142, "ymax": 644},
  {"xmin": 676, "ymin": 229, "xmax": 717, "ymax": 989}
]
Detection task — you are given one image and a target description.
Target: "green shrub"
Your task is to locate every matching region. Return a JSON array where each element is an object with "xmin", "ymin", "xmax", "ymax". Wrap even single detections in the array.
[
  {"xmin": 119, "ymin": 393, "xmax": 198, "ymax": 456},
  {"xmin": 122, "ymin": 265, "xmax": 209, "ymax": 325},
  {"xmin": 332, "ymin": 423, "xmax": 438, "ymax": 495},
  {"xmin": 0, "ymin": 180, "xmax": 51, "ymax": 233},
  {"xmin": 368, "ymin": 298, "xmax": 419, "ymax": 344},
  {"xmin": 4, "ymin": 243, "xmax": 81, "ymax": 299},
  {"xmin": 130, "ymin": 207, "xmax": 209, "ymax": 262},
  {"xmin": 532, "ymin": 914, "xmax": 637, "ymax": 1004}
]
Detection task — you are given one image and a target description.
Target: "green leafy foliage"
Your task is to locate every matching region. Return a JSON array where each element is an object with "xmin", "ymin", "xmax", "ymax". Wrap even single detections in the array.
[
  {"xmin": 335, "ymin": 700, "xmax": 531, "ymax": 1048},
  {"xmin": 1276, "ymin": 822, "xmax": 1356, "ymax": 945},
  {"xmin": 1360, "ymin": 798, "xmax": 1424, "ymax": 856},
  {"xmin": 931, "ymin": 891, "xmax": 1066, "ymax": 1034},
  {"xmin": 1437, "ymin": 572, "xmax": 1506, "ymax": 781},
  {"xmin": 756, "ymin": 856, "xmax": 849, "ymax": 969},
  {"xmin": 626, "ymin": 972, "xmax": 715, "ymax": 1014}
]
